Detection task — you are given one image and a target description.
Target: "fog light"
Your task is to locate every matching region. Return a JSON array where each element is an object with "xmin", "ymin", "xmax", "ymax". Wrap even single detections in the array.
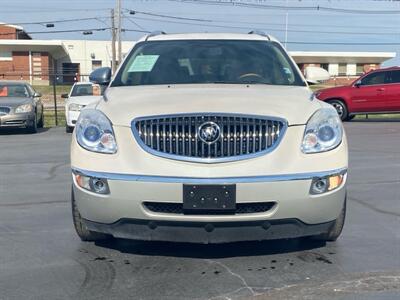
[
  {"xmin": 74, "ymin": 173, "xmax": 110, "ymax": 194},
  {"xmin": 311, "ymin": 178, "xmax": 328, "ymax": 194},
  {"xmin": 90, "ymin": 178, "xmax": 109, "ymax": 194},
  {"xmin": 310, "ymin": 173, "xmax": 345, "ymax": 195}
]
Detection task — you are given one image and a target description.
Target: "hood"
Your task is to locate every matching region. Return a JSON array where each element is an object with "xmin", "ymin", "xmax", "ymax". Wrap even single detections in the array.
[
  {"xmin": 0, "ymin": 97, "xmax": 32, "ymax": 107},
  {"xmin": 317, "ymin": 84, "xmax": 350, "ymax": 94},
  {"xmin": 97, "ymin": 84, "xmax": 322, "ymax": 126},
  {"xmin": 67, "ymin": 95, "xmax": 102, "ymax": 106}
]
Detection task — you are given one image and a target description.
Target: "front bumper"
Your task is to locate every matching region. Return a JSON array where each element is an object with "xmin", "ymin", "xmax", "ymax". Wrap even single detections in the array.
[
  {"xmin": 84, "ymin": 217, "xmax": 336, "ymax": 243},
  {"xmin": 66, "ymin": 110, "xmax": 80, "ymax": 127},
  {"xmin": 0, "ymin": 113, "xmax": 35, "ymax": 128},
  {"xmin": 72, "ymin": 168, "xmax": 347, "ymax": 242},
  {"xmin": 71, "ymin": 124, "xmax": 348, "ymax": 243}
]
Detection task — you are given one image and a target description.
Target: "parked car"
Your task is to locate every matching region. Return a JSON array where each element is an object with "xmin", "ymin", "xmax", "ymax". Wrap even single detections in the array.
[
  {"xmin": 316, "ymin": 67, "xmax": 400, "ymax": 121},
  {"xmin": 0, "ymin": 81, "xmax": 43, "ymax": 133},
  {"xmin": 62, "ymin": 82, "xmax": 103, "ymax": 133},
  {"xmin": 71, "ymin": 32, "xmax": 348, "ymax": 244}
]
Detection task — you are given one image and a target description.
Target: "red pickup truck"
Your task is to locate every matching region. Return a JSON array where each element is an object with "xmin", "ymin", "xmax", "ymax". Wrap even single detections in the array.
[{"xmin": 315, "ymin": 67, "xmax": 400, "ymax": 121}]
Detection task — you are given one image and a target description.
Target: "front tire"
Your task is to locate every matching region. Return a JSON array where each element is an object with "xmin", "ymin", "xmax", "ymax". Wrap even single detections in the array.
[
  {"xmin": 26, "ymin": 114, "xmax": 38, "ymax": 134},
  {"xmin": 37, "ymin": 112, "xmax": 44, "ymax": 128},
  {"xmin": 327, "ymin": 99, "xmax": 349, "ymax": 121},
  {"xmin": 312, "ymin": 196, "xmax": 346, "ymax": 242},
  {"xmin": 71, "ymin": 187, "xmax": 110, "ymax": 242}
]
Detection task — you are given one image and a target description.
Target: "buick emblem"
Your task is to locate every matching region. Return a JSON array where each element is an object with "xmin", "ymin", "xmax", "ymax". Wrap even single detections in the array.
[{"xmin": 198, "ymin": 121, "xmax": 221, "ymax": 144}]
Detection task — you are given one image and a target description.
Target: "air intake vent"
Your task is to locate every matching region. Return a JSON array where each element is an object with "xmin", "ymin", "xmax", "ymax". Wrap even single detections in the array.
[{"xmin": 144, "ymin": 201, "xmax": 276, "ymax": 215}]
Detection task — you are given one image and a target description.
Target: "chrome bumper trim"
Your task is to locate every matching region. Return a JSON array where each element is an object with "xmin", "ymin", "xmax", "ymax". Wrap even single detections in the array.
[{"xmin": 72, "ymin": 167, "xmax": 347, "ymax": 184}]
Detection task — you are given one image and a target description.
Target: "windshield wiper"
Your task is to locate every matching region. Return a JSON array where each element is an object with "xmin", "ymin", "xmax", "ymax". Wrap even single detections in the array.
[
  {"xmin": 238, "ymin": 80, "xmax": 271, "ymax": 85},
  {"xmin": 207, "ymin": 80, "xmax": 271, "ymax": 85},
  {"xmin": 208, "ymin": 81, "xmax": 235, "ymax": 84}
]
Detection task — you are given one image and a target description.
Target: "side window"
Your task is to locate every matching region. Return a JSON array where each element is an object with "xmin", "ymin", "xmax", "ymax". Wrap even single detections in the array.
[
  {"xmin": 360, "ymin": 72, "xmax": 386, "ymax": 86},
  {"xmin": 388, "ymin": 70, "xmax": 400, "ymax": 84}
]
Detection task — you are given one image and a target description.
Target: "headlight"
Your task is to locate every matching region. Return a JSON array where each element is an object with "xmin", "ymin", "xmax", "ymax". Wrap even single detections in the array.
[
  {"xmin": 75, "ymin": 109, "xmax": 117, "ymax": 154},
  {"xmin": 69, "ymin": 103, "xmax": 84, "ymax": 112},
  {"xmin": 301, "ymin": 108, "xmax": 343, "ymax": 154},
  {"xmin": 15, "ymin": 104, "xmax": 33, "ymax": 113}
]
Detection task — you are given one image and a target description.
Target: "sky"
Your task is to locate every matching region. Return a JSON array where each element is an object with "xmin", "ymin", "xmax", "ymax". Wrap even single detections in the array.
[{"xmin": 1, "ymin": 0, "xmax": 400, "ymax": 65}]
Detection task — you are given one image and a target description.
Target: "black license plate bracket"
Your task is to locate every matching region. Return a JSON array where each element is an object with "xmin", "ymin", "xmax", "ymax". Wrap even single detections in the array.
[{"xmin": 183, "ymin": 184, "xmax": 236, "ymax": 214}]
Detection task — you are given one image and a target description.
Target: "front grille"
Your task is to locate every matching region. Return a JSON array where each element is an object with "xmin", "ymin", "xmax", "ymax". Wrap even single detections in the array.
[
  {"xmin": 132, "ymin": 114, "xmax": 287, "ymax": 163},
  {"xmin": 143, "ymin": 202, "xmax": 276, "ymax": 215},
  {"xmin": 0, "ymin": 107, "xmax": 10, "ymax": 116}
]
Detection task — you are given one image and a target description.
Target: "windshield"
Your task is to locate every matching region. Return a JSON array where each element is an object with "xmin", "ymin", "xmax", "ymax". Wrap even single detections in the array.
[
  {"xmin": 112, "ymin": 40, "xmax": 305, "ymax": 87},
  {"xmin": 70, "ymin": 84, "xmax": 104, "ymax": 97},
  {"xmin": 0, "ymin": 84, "xmax": 30, "ymax": 98}
]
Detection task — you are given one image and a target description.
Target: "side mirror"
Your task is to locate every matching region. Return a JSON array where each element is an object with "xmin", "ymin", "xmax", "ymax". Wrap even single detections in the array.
[
  {"xmin": 304, "ymin": 66, "xmax": 330, "ymax": 85},
  {"xmin": 61, "ymin": 93, "xmax": 69, "ymax": 99},
  {"xmin": 89, "ymin": 67, "xmax": 112, "ymax": 85},
  {"xmin": 33, "ymin": 92, "xmax": 42, "ymax": 97},
  {"xmin": 354, "ymin": 80, "xmax": 362, "ymax": 88}
]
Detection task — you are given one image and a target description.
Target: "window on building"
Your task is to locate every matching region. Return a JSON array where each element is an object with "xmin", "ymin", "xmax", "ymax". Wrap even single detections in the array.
[
  {"xmin": 0, "ymin": 51, "xmax": 12, "ymax": 61},
  {"xmin": 356, "ymin": 64, "xmax": 365, "ymax": 75},
  {"xmin": 338, "ymin": 64, "xmax": 347, "ymax": 76},
  {"xmin": 92, "ymin": 60, "xmax": 102, "ymax": 70}
]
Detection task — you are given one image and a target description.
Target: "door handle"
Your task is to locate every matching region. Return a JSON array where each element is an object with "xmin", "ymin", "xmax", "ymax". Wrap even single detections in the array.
[{"xmin": 377, "ymin": 88, "xmax": 385, "ymax": 92}]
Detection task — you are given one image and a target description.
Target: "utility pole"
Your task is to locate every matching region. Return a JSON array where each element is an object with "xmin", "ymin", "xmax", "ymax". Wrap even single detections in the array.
[
  {"xmin": 116, "ymin": 0, "xmax": 122, "ymax": 66},
  {"xmin": 111, "ymin": 8, "xmax": 117, "ymax": 74}
]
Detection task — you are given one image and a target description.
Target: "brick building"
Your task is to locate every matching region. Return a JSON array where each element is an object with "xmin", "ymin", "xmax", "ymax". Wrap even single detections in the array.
[
  {"xmin": 0, "ymin": 24, "xmax": 66, "ymax": 85},
  {"xmin": 0, "ymin": 24, "xmax": 132, "ymax": 85}
]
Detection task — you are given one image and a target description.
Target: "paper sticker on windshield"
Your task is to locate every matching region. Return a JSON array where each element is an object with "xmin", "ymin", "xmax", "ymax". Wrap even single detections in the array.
[{"xmin": 128, "ymin": 55, "xmax": 159, "ymax": 72}]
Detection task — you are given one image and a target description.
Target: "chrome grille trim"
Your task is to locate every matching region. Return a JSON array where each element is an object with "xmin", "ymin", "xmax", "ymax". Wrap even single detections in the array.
[{"xmin": 131, "ymin": 113, "xmax": 288, "ymax": 163}]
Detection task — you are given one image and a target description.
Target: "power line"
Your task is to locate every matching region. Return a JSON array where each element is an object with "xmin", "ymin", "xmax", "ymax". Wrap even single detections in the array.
[
  {"xmin": 123, "ymin": 28, "xmax": 152, "ymax": 33},
  {"xmin": 0, "ymin": 8, "xmax": 111, "ymax": 14},
  {"xmin": 0, "ymin": 27, "xmax": 110, "ymax": 36},
  {"xmin": 124, "ymin": 16, "xmax": 147, "ymax": 31},
  {"xmin": 124, "ymin": 15, "xmax": 400, "ymax": 37},
  {"xmin": 126, "ymin": 12, "xmax": 398, "ymax": 31},
  {"xmin": 169, "ymin": 0, "xmax": 400, "ymax": 14},
  {"xmin": 126, "ymin": 9, "xmax": 213, "ymax": 22},
  {"xmin": 0, "ymin": 17, "xmax": 109, "ymax": 26}
]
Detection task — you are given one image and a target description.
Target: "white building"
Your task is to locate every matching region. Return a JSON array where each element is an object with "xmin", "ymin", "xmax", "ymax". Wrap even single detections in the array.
[{"xmin": 57, "ymin": 40, "xmax": 133, "ymax": 82}]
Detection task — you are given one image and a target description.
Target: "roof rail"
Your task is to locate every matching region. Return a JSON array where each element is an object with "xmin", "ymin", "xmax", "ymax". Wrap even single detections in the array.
[
  {"xmin": 145, "ymin": 31, "xmax": 166, "ymax": 41},
  {"xmin": 248, "ymin": 30, "xmax": 270, "ymax": 40}
]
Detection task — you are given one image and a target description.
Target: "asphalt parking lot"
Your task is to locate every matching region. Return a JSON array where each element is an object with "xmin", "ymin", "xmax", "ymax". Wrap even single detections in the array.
[{"xmin": 0, "ymin": 122, "xmax": 399, "ymax": 300}]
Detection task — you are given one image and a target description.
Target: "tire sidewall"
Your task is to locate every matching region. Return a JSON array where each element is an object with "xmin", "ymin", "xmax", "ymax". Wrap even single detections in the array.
[{"xmin": 329, "ymin": 100, "xmax": 348, "ymax": 121}]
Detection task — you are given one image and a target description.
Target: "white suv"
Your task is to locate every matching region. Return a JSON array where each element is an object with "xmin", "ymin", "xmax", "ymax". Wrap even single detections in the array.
[{"xmin": 71, "ymin": 32, "xmax": 348, "ymax": 244}]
